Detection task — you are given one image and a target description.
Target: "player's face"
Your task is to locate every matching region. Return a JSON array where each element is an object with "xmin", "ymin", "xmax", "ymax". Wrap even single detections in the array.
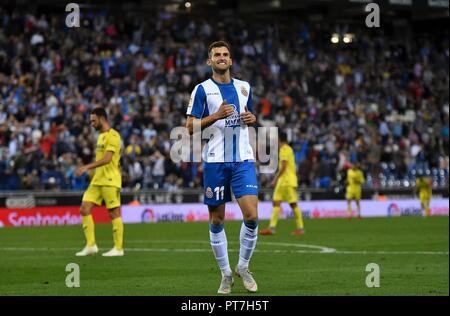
[
  {"xmin": 208, "ymin": 46, "xmax": 232, "ymax": 74},
  {"xmin": 90, "ymin": 114, "xmax": 102, "ymax": 131}
]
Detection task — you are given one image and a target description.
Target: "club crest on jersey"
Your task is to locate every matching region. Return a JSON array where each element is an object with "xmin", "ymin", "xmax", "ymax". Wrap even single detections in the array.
[
  {"xmin": 205, "ymin": 187, "xmax": 213, "ymax": 199},
  {"xmin": 241, "ymin": 86, "xmax": 248, "ymax": 97}
]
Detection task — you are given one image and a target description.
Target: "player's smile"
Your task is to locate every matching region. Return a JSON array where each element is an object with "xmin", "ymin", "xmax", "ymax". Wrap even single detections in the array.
[{"xmin": 214, "ymin": 60, "xmax": 229, "ymax": 68}]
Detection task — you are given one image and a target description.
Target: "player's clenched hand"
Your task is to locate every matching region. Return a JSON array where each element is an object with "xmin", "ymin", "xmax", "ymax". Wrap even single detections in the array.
[
  {"xmin": 270, "ymin": 178, "xmax": 277, "ymax": 188},
  {"xmin": 75, "ymin": 166, "xmax": 88, "ymax": 177},
  {"xmin": 215, "ymin": 100, "xmax": 235, "ymax": 119},
  {"xmin": 240, "ymin": 106, "xmax": 256, "ymax": 125}
]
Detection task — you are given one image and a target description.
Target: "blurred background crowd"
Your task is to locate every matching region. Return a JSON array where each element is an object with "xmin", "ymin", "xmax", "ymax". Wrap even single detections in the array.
[{"xmin": 0, "ymin": 5, "xmax": 448, "ymax": 191}]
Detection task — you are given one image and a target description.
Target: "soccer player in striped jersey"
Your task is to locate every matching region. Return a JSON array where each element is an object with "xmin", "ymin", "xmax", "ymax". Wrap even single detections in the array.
[{"xmin": 186, "ymin": 41, "xmax": 258, "ymax": 294}]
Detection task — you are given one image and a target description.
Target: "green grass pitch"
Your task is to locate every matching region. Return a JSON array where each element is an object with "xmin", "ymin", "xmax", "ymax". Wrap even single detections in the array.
[{"xmin": 0, "ymin": 216, "xmax": 448, "ymax": 296}]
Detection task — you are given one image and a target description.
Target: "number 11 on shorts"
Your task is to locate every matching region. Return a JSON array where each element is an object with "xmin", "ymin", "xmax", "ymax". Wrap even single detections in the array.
[{"xmin": 214, "ymin": 186, "xmax": 225, "ymax": 201}]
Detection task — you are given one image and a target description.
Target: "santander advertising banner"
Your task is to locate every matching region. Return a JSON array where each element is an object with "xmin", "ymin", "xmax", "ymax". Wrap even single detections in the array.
[
  {"xmin": 0, "ymin": 206, "xmax": 110, "ymax": 227},
  {"xmin": 0, "ymin": 199, "xmax": 447, "ymax": 227}
]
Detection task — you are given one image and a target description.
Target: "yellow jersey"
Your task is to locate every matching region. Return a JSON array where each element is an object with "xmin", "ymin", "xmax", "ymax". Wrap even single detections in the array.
[
  {"xmin": 90, "ymin": 128, "xmax": 122, "ymax": 188},
  {"xmin": 416, "ymin": 177, "xmax": 432, "ymax": 198},
  {"xmin": 346, "ymin": 168, "xmax": 365, "ymax": 189},
  {"xmin": 278, "ymin": 143, "xmax": 297, "ymax": 187}
]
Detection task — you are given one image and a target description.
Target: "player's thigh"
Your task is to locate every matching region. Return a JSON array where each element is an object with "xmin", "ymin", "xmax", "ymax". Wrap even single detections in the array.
[
  {"xmin": 420, "ymin": 192, "xmax": 430, "ymax": 202},
  {"xmin": 236, "ymin": 195, "xmax": 258, "ymax": 222},
  {"xmin": 82, "ymin": 185, "xmax": 103, "ymax": 206},
  {"xmin": 203, "ymin": 163, "xmax": 232, "ymax": 206},
  {"xmin": 230, "ymin": 161, "xmax": 258, "ymax": 199},
  {"xmin": 421, "ymin": 196, "xmax": 430, "ymax": 207},
  {"xmin": 231, "ymin": 161, "xmax": 258, "ymax": 220},
  {"xmin": 345, "ymin": 187, "xmax": 355, "ymax": 201},
  {"xmin": 101, "ymin": 186, "xmax": 121, "ymax": 210},
  {"xmin": 80, "ymin": 201, "xmax": 96, "ymax": 216},
  {"xmin": 286, "ymin": 186, "xmax": 298, "ymax": 204},
  {"xmin": 354, "ymin": 188, "xmax": 362, "ymax": 201},
  {"xmin": 273, "ymin": 184, "xmax": 284, "ymax": 202}
]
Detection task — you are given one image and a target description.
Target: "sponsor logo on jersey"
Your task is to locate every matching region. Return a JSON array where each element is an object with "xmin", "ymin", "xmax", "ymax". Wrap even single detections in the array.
[{"xmin": 224, "ymin": 104, "xmax": 241, "ymax": 127}]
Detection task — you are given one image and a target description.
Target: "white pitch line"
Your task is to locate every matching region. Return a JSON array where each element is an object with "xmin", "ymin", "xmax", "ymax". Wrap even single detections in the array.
[
  {"xmin": 329, "ymin": 250, "xmax": 450, "ymax": 255},
  {"xmin": 126, "ymin": 239, "xmax": 337, "ymax": 253},
  {"xmin": 0, "ymin": 247, "xmax": 447, "ymax": 255}
]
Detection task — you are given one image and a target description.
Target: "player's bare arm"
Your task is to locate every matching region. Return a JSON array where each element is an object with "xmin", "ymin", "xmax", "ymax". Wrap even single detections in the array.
[
  {"xmin": 186, "ymin": 100, "xmax": 234, "ymax": 134},
  {"xmin": 75, "ymin": 151, "xmax": 114, "ymax": 177},
  {"xmin": 271, "ymin": 160, "xmax": 287, "ymax": 187}
]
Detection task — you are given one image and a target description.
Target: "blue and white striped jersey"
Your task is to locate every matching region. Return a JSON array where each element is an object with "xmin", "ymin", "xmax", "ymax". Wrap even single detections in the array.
[{"xmin": 186, "ymin": 78, "xmax": 254, "ymax": 163}]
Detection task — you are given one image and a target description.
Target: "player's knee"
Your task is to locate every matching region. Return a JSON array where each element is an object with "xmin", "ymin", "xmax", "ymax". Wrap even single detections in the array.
[
  {"xmin": 210, "ymin": 217, "xmax": 224, "ymax": 226},
  {"xmin": 243, "ymin": 213, "xmax": 258, "ymax": 222},
  {"xmin": 108, "ymin": 208, "xmax": 121, "ymax": 219},
  {"xmin": 80, "ymin": 205, "xmax": 91, "ymax": 216}
]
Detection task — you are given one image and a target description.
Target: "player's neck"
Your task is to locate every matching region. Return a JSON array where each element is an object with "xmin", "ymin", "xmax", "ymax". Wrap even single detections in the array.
[
  {"xmin": 212, "ymin": 71, "xmax": 231, "ymax": 84},
  {"xmin": 100, "ymin": 124, "xmax": 110, "ymax": 133}
]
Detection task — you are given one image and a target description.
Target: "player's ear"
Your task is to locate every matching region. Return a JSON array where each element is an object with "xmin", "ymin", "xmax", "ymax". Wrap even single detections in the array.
[{"xmin": 206, "ymin": 58, "xmax": 212, "ymax": 66}]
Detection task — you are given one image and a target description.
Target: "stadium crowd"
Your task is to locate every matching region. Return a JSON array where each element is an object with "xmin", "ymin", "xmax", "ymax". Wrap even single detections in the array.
[{"xmin": 0, "ymin": 6, "xmax": 448, "ymax": 191}]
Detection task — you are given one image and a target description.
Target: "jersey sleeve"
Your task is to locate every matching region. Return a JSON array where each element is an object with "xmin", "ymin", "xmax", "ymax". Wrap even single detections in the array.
[
  {"xmin": 279, "ymin": 146, "xmax": 290, "ymax": 162},
  {"xmin": 106, "ymin": 132, "xmax": 121, "ymax": 154},
  {"xmin": 186, "ymin": 84, "xmax": 207, "ymax": 118},
  {"xmin": 246, "ymin": 85, "xmax": 253, "ymax": 113},
  {"xmin": 358, "ymin": 171, "xmax": 365, "ymax": 184}
]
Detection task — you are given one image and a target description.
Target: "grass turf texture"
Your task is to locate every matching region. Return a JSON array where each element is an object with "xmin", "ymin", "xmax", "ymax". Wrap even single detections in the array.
[{"xmin": 0, "ymin": 216, "xmax": 448, "ymax": 296}]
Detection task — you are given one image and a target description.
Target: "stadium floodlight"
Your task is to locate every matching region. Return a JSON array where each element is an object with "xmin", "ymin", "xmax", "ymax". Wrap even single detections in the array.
[
  {"xmin": 331, "ymin": 33, "xmax": 339, "ymax": 44},
  {"xmin": 343, "ymin": 33, "xmax": 354, "ymax": 44},
  {"xmin": 185, "ymin": 1, "xmax": 191, "ymax": 8}
]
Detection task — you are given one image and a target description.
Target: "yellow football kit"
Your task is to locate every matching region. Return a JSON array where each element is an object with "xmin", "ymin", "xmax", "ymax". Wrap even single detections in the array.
[
  {"xmin": 416, "ymin": 177, "xmax": 432, "ymax": 216},
  {"xmin": 345, "ymin": 168, "xmax": 365, "ymax": 201},
  {"xmin": 82, "ymin": 128, "xmax": 122, "ymax": 209},
  {"xmin": 273, "ymin": 144, "xmax": 298, "ymax": 203},
  {"xmin": 268, "ymin": 143, "xmax": 304, "ymax": 232}
]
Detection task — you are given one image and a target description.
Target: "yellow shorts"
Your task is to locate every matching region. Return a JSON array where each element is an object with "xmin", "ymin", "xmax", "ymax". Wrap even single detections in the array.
[
  {"xmin": 346, "ymin": 186, "xmax": 361, "ymax": 201},
  {"xmin": 420, "ymin": 194, "xmax": 431, "ymax": 206},
  {"xmin": 82, "ymin": 185, "xmax": 121, "ymax": 209},
  {"xmin": 273, "ymin": 185, "xmax": 298, "ymax": 204}
]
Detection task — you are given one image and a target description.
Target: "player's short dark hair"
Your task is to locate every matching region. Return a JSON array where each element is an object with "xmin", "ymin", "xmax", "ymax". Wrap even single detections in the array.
[
  {"xmin": 208, "ymin": 41, "xmax": 232, "ymax": 58},
  {"xmin": 279, "ymin": 131, "xmax": 288, "ymax": 142},
  {"xmin": 90, "ymin": 107, "xmax": 107, "ymax": 119}
]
